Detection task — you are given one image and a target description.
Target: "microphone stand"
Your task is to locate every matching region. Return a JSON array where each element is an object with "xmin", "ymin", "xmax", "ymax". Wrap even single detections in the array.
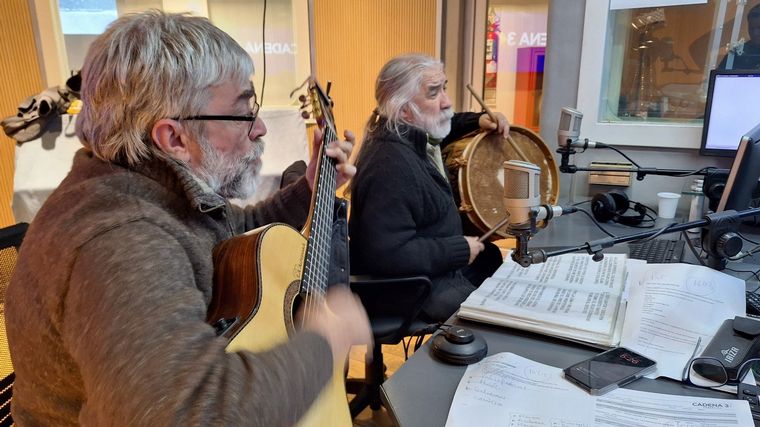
[
  {"xmin": 556, "ymin": 145, "xmax": 727, "ymax": 181},
  {"xmin": 511, "ymin": 206, "xmax": 760, "ymax": 270}
]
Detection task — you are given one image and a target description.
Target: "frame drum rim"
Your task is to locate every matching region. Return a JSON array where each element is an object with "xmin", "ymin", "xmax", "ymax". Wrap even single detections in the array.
[{"xmin": 457, "ymin": 125, "xmax": 559, "ymax": 240}]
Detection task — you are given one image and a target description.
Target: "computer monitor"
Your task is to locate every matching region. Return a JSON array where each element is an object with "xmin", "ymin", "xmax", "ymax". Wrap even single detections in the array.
[
  {"xmin": 700, "ymin": 70, "xmax": 760, "ymax": 157},
  {"xmin": 703, "ymin": 122, "xmax": 760, "ymax": 270},
  {"xmin": 716, "ymin": 121, "xmax": 760, "ymax": 213}
]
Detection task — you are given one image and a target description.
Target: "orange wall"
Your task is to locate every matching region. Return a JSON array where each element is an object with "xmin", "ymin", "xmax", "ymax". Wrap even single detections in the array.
[
  {"xmin": 313, "ymin": 0, "xmax": 437, "ymax": 173},
  {"xmin": 0, "ymin": 1, "xmax": 44, "ymax": 227}
]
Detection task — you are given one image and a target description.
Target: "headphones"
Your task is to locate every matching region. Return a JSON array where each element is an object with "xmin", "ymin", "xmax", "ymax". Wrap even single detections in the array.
[
  {"xmin": 591, "ymin": 190, "xmax": 650, "ymax": 227},
  {"xmin": 431, "ymin": 326, "xmax": 487, "ymax": 365}
]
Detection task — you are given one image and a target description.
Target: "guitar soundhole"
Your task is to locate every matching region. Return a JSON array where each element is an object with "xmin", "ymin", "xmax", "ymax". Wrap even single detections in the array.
[{"xmin": 283, "ymin": 280, "xmax": 301, "ymax": 337}]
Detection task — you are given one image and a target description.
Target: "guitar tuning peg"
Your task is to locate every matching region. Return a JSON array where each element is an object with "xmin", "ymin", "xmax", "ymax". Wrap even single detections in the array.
[
  {"xmin": 298, "ymin": 94, "xmax": 306, "ymax": 103},
  {"xmin": 301, "ymin": 111, "xmax": 310, "ymax": 120}
]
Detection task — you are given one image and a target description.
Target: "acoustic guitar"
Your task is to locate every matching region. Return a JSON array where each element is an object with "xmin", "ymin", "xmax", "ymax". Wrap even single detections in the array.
[{"xmin": 206, "ymin": 79, "xmax": 351, "ymax": 426}]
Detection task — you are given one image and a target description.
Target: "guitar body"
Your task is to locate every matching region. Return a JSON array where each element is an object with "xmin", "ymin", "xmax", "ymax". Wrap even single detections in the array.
[{"xmin": 208, "ymin": 223, "xmax": 351, "ymax": 427}]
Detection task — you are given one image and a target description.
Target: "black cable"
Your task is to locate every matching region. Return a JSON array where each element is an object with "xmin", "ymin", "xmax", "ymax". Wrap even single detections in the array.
[
  {"xmin": 260, "ymin": 0, "xmax": 267, "ymax": 105},
  {"xmin": 594, "ymin": 142, "xmax": 642, "ymax": 168},
  {"xmin": 640, "ymin": 203, "xmax": 658, "ymax": 216},
  {"xmin": 682, "ymin": 230, "xmax": 707, "ymax": 266},
  {"xmin": 583, "ymin": 145, "xmax": 718, "ymax": 178},
  {"xmin": 726, "ymin": 266, "xmax": 760, "ymax": 283},
  {"xmin": 575, "ymin": 208, "xmax": 617, "ymax": 237},
  {"xmin": 667, "ymin": 166, "xmax": 719, "ymax": 178},
  {"xmin": 739, "ymin": 232, "xmax": 760, "ymax": 245},
  {"xmin": 729, "ymin": 244, "xmax": 760, "ymax": 261},
  {"xmin": 574, "ymin": 198, "xmax": 655, "ymax": 228},
  {"xmin": 402, "ymin": 322, "xmax": 443, "ymax": 359},
  {"xmin": 625, "ymin": 212, "xmax": 656, "ymax": 229},
  {"xmin": 628, "ymin": 222, "xmax": 678, "ymax": 243}
]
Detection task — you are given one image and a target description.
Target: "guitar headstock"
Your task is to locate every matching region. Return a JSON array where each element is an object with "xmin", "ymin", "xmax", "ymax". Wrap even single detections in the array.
[{"xmin": 294, "ymin": 78, "xmax": 335, "ymax": 136}]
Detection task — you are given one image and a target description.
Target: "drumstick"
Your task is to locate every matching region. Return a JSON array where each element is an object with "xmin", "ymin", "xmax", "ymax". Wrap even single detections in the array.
[
  {"xmin": 477, "ymin": 214, "xmax": 510, "ymax": 243},
  {"xmin": 465, "ymin": 84, "xmax": 530, "ymax": 162}
]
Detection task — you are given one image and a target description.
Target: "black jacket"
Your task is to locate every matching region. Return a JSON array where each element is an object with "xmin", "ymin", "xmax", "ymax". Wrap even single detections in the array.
[{"xmin": 349, "ymin": 112, "xmax": 483, "ymax": 321}]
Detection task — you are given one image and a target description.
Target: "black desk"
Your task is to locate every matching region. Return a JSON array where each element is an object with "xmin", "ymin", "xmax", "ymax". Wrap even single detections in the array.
[{"xmin": 380, "ymin": 214, "xmax": 760, "ymax": 427}]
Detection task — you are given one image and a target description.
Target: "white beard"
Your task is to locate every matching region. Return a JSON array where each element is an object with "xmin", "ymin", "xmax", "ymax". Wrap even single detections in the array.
[
  {"xmin": 412, "ymin": 107, "xmax": 454, "ymax": 140},
  {"xmin": 193, "ymin": 137, "xmax": 265, "ymax": 200}
]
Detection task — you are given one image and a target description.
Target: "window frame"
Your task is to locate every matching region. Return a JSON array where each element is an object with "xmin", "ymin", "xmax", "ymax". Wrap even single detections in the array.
[{"xmin": 576, "ymin": 0, "xmax": 706, "ymax": 149}]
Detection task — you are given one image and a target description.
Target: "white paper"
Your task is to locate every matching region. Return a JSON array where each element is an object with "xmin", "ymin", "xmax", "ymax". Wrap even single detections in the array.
[
  {"xmin": 444, "ymin": 353, "xmax": 591, "ymax": 427},
  {"xmin": 620, "ymin": 262, "xmax": 746, "ymax": 380},
  {"xmin": 459, "ymin": 254, "xmax": 629, "ymax": 346},
  {"xmin": 445, "ymin": 352, "xmax": 753, "ymax": 427},
  {"xmin": 492, "ymin": 253, "xmax": 628, "ymax": 290}
]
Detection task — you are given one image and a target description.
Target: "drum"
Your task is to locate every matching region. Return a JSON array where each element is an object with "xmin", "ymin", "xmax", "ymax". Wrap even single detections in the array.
[{"xmin": 442, "ymin": 125, "xmax": 560, "ymax": 240}]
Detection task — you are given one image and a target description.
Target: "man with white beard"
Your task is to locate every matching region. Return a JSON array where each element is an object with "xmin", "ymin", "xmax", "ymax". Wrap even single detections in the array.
[
  {"xmin": 348, "ymin": 53, "xmax": 510, "ymax": 323},
  {"xmin": 5, "ymin": 11, "xmax": 371, "ymax": 426}
]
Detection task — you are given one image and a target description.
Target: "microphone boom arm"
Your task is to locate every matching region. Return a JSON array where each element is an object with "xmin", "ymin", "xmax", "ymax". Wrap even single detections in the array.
[
  {"xmin": 557, "ymin": 145, "xmax": 727, "ymax": 180},
  {"xmin": 513, "ymin": 207, "xmax": 760, "ymax": 269}
]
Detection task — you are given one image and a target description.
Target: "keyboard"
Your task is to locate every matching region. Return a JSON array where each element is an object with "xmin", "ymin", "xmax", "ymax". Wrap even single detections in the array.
[
  {"xmin": 747, "ymin": 291, "xmax": 760, "ymax": 317},
  {"xmin": 627, "ymin": 239, "xmax": 685, "ymax": 264}
]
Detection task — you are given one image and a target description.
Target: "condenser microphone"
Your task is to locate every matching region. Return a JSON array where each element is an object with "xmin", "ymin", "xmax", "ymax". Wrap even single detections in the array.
[
  {"xmin": 502, "ymin": 160, "xmax": 576, "ymax": 229},
  {"xmin": 503, "ymin": 160, "xmax": 578, "ymax": 267},
  {"xmin": 557, "ymin": 107, "xmax": 603, "ymax": 149}
]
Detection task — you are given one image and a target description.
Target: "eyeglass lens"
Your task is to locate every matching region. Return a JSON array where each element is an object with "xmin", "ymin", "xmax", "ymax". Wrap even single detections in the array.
[{"xmin": 688, "ymin": 358, "xmax": 728, "ymax": 387}]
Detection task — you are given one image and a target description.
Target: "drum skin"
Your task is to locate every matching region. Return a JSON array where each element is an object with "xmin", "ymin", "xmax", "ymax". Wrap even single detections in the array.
[{"xmin": 442, "ymin": 126, "xmax": 559, "ymax": 240}]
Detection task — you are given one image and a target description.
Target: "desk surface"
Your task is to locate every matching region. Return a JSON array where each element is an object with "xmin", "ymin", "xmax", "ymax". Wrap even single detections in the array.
[{"xmin": 380, "ymin": 213, "xmax": 760, "ymax": 427}]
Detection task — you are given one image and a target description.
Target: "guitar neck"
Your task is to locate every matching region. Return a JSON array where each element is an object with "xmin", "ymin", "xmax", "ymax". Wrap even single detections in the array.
[{"xmin": 300, "ymin": 121, "xmax": 338, "ymax": 300}]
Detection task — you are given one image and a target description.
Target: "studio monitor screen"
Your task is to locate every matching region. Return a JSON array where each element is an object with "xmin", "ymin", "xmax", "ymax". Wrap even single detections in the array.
[{"xmin": 701, "ymin": 70, "xmax": 760, "ymax": 157}]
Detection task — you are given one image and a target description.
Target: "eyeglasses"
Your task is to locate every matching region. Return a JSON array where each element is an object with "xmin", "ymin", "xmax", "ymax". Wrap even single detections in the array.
[
  {"xmin": 682, "ymin": 338, "xmax": 760, "ymax": 388},
  {"xmin": 683, "ymin": 357, "xmax": 760, "ymax": 388},
  {"xmin": 173, "ymin": 96, "xmax": 260, "ymax": 136}
]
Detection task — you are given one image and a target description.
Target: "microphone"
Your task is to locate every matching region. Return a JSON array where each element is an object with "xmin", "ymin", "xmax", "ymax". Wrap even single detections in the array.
[
  {"xmin": 502, "ymin": 160, "xmax": 577, "ymax": 266},
  {"xmin": 502, "ymin": 160, "xmax": 576, "ymax": 229},
  {"xmin": 557, "ymin": 107, "xmax": 603, "ymax": 149}
]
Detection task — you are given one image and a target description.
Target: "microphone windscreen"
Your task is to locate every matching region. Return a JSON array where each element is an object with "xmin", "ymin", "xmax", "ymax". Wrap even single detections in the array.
[
  {"xmin": 557, "ymin": 107, "xmax": 583, "ymax": 147},
  {"xmin": 503, "ymin": 160, "xmax": 541, "ymax": 225},
  {"xmin": 504, "ymin": 165, "xmax": 530, "ymax": 200}
]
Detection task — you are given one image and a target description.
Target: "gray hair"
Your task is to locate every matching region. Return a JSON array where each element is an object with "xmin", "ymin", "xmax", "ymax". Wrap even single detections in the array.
[
  {"xmin": 76, "ymin": 10, "xmax": 253, "ymax": 166},
  {"xmin": 372, "ymin": 53, "xmax": 443, "ymax": 137},
  {"xmin": 348, "ymin": 54, "xmax": 442, "ymax": 197}
]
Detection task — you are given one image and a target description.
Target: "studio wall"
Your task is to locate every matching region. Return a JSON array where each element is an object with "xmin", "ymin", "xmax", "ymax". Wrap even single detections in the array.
[{"xmin": 0, "ymin": 0, "xmax": 44, "ymax": 227}]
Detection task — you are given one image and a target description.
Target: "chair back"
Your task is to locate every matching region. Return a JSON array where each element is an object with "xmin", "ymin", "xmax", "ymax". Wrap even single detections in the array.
[
  {"xmin": 0, "ymin": 222, "xmax": 29, "ymax": 426},
  {"xmin": 349, "ymin": 275, "xmax": 432, "ymax": 344}
]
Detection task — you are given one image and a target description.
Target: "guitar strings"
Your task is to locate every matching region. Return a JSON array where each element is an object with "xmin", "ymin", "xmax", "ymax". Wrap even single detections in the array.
[{"xmin": 303, "ymin": 123, "xmax": 339, "ymax": 322}]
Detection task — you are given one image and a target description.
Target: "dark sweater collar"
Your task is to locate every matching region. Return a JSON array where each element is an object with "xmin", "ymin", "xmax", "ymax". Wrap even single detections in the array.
[{"xmin": 370, "ymin": 117, "xmax": 429, "ymax": 158}]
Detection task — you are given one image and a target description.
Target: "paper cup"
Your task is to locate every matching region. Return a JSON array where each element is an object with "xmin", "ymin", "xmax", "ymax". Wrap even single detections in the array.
[{"xmin": 657, "ymin": 192, "xmax": 681, "ymax": 219}]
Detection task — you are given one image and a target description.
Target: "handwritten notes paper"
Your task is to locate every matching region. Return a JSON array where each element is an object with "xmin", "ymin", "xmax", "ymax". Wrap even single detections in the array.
[{"xmin": 445, "ymin": 353, "xmax": 753, "ymax": 427}]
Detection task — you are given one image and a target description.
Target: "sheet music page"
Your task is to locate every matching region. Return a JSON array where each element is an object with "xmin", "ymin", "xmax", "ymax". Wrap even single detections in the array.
[
  {"xmin": 492, "ymin": 253, "xmax": 628, "ymax": 290},
  {"xmin": 460, "ymin": 254, "xmax": 629, "ymax": 341},
  {"xmin": 620, "ymin": 262, "xmax": 746, "ymax": 380},
  {"xmin": 445, "ymin": 352, "xmax": 753, "ymax": 427},
  {"xmin": 460, "ymin": 276, "xmax": 623, "ymax": 336}
]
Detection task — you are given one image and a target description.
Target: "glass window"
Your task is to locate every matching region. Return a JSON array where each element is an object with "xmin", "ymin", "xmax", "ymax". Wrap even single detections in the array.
[
  {"xmin": 602, "ymin": 1, "xmax": 758, "ymax": 124},
  {"xmin": 59, "ymin": 0, "xmax": 117, "ymax": 35},
  {"xmin": 577, "ymin": 0, "xmax": 760, "ymax": 149},
  {"xmin": 484, "ymin": 0, "xmax": 548, "ymax": 131},
  {"xmin": 53, "ymin": 0, "xmax": 310, "ymax": 107}
]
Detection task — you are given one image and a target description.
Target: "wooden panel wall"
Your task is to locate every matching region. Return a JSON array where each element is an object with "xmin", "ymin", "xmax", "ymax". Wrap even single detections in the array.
[
  {"xmin": 313, "ymin": 0, "xmax": 437, "ymax": 189},
  {"xmin": 0, "ymin": 1, "xmax": 44, "ymax": 227}
]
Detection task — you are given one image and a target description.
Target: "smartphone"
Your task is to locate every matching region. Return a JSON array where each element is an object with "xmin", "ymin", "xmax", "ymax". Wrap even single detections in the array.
[{"xmin": 563, "ymin": 347, "xmax": 656, "ymax": 395}]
